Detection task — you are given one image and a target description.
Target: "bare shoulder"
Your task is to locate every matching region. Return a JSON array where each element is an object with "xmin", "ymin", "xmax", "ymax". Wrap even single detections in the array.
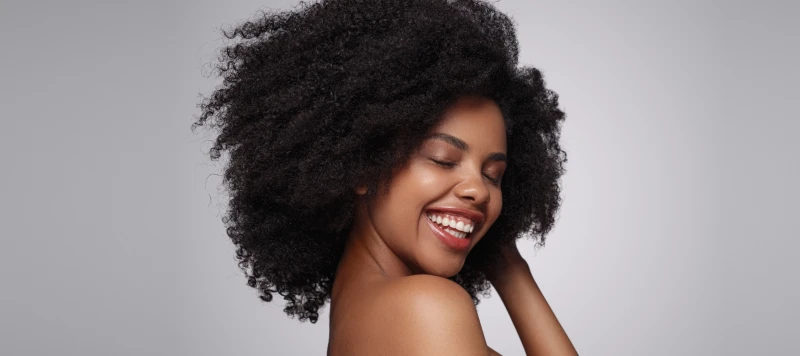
[
  {"xmin": 368, "ymin": 274, "xmax": 491, "ymax": 355},
  {"xmin": 383, "ymin": 274, "xmax": 476, "ymax": 309}
]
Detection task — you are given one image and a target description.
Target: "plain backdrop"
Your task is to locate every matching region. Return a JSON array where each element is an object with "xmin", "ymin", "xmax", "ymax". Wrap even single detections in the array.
[{"xmin": 1, "ymin": 0, "xmax": 798, "ymax": 355}]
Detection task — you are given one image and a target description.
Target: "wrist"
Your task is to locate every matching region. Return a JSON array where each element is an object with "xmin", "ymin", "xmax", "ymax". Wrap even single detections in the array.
[{"xmin": 489, "ymin": 259, "xmax": 532, "ymax": 291}]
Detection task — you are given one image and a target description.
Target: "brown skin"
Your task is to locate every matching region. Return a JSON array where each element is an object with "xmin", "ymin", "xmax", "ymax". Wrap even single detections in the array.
[
  {"xmin": 327, "ymin": 96, "xmax": 577, "ymax": 356},
  {"xmin": 488, "ymin": 241, "xmax": 578, "ymax": 355}
]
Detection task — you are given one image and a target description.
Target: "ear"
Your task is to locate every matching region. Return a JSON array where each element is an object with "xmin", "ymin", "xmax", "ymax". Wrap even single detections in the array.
[{"xmin": 355, "ymin": 184, "xmax": 367, "ymax": 195}]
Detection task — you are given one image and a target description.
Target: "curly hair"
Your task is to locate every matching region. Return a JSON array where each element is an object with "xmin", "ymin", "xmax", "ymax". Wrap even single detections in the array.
[{"xmin": 193, "ymin": 0, "xmax": 567, "ymax": 323}]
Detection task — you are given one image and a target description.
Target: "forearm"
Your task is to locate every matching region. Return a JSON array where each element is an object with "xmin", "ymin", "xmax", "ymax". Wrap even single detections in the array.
[{"xmin": 492, "ymin": 262, "xmax": 577, "ymax": 356}]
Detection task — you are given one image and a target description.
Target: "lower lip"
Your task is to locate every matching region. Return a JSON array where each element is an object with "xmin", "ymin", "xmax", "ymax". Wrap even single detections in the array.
[{"xmin": 425, "ymin": 216, "xmax": 471, "ymax": 251}]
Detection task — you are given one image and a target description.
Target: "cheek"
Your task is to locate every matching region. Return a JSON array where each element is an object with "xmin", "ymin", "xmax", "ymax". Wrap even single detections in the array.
[
  {"xmin": 414, "ymin": 164, "xmax": 447, "ymax": 188},
  {"xmin": 489, "ymin": 191, "xmax": 503, "ymax": 221},
  {"xmin": 374, "ymin": 169, "xmax": 433, "ymax": 234},
  {"xmin": 393, "ymin": 162, "xmax": 448, "ymax": 204}
]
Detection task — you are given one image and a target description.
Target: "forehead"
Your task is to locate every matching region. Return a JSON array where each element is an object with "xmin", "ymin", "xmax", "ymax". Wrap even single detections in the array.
[{"xmin": 428, "ymin": 96, "xmax": 507, "ymax": 151}]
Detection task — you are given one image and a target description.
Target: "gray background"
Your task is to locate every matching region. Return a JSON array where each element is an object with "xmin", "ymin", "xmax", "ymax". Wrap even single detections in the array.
[{"xmin": 1, "ymin": 0, "xmax": 797, "ymax": 355}]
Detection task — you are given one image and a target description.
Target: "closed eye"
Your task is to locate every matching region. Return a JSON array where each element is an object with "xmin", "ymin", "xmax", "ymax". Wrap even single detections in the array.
[
  {"xmin": 431, "ymin": 159, "xmax": 457, "ymax": 168},
  {"xmin": 431, "ymin": 159, "xmax": 501, "ymax": 186}
]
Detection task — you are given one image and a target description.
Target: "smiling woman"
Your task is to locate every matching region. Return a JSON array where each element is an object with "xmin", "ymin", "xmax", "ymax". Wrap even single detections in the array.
[
  {"xmin": 350, "ymin": 97, "xmax": 508, "ymax": 278},
  {"xmin": 192, "ymin": 0, "xmax": 574, "ymax": 354}
]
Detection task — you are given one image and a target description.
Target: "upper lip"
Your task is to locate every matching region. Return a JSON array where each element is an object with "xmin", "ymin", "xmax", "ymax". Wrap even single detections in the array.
[{"xmin": 424, "ymin": 206, "xmax": 485, "ymax": 229}]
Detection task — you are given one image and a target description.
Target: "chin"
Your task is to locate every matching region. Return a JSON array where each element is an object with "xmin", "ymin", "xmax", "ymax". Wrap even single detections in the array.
[{"xmin": 419, "ymin": 255, "xmax": 467, "ymax": 278}]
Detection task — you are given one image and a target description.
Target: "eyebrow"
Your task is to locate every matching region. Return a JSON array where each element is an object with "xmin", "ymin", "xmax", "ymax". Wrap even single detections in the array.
[{"xmin": 425, "ymin": 133, "xmax": 508, "ymax": 163}]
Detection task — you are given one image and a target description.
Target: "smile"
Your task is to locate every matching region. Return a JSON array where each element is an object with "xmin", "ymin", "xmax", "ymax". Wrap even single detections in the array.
[{"xmin": 425, "ymin": 214, "xmax": 472, "ymax": 251}]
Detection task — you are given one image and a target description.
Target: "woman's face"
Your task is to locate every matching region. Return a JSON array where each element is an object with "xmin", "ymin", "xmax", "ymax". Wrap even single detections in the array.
[{"xmin": 361, "ymin": 96, "xmax": 507, "ymax": 277}]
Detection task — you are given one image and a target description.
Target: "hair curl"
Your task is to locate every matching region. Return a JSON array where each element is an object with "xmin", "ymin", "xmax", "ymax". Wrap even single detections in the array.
[{"xmin": 193, "ymin": 0, "xmax": 567, "ymax": 323}]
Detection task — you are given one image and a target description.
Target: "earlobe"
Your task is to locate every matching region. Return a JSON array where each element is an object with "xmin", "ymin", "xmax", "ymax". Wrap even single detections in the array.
[{"xmin": 355, "ymin": 185, "xmax": 367, "ymax": 195}]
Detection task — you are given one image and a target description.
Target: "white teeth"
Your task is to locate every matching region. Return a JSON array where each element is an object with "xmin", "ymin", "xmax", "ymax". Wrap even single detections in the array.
[
  {"xmin": 427, "ymin": 212, "xmax": 475, "ymax": 235},
  {"xmin": 444, "ymin": 228, "xmax": 466, "ymax": 239},
  {"xmin": 428, "ymin": 214, "xmax": 475, "ymax": 238}
]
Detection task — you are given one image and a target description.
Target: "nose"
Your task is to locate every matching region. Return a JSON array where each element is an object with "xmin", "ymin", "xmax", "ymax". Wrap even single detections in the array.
[{"xmin": 454, "ymin": 167, "xmax": 491, "ymax": 206}]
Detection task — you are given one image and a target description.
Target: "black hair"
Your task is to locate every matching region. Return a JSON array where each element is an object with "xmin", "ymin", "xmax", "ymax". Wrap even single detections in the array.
[{"xmin": 193, "ymin": 0, "xmax": 567, "ymax": 323}]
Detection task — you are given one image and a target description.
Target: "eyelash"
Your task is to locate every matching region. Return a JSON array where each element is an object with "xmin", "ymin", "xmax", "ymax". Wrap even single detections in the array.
[{"xmin": 431, "ymin": 159, "xmax": 501, "ymax": 185}]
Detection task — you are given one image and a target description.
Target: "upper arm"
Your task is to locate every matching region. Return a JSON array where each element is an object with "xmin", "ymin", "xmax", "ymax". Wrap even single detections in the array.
[{"xmin": 379, "ymin": 275, "xmax": 491, "ymax": 356}]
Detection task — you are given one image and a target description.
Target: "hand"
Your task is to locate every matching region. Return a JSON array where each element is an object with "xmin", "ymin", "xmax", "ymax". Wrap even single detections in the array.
[
  {"xmin": 487, "ymin": 239, "xmax": 530, "ymax": 287},
  {"xmin": 486, "ymin": 239, "xmax": 579, "ymax": 355},
  {"xmin": 498, "ymin": 238, "xmax": 526, "ymax": 265}
]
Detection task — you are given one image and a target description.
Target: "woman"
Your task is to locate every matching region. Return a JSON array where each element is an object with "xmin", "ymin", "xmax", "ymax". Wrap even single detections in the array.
[{"xmin": 193, "ymin": 0, "xmax": 576, "ymax": 354}]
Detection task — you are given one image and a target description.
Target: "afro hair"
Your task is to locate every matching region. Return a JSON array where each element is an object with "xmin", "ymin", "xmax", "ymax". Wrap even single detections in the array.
[{"xmin": 193, "ymin": 0, "xmax": 567, "ymax": 323}]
